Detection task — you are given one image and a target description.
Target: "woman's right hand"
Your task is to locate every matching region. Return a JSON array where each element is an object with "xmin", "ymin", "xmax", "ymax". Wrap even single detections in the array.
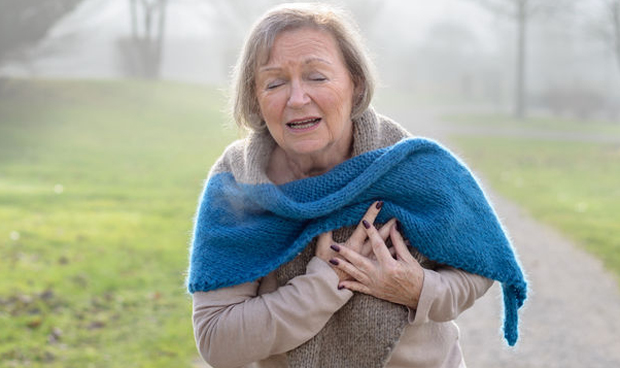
[{"xmin": 315, "ymin": 201, "xmax": 396, "ymax": 282}]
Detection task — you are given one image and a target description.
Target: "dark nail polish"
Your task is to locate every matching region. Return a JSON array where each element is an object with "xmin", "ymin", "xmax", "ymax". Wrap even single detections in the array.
[
  {"xmin": 376, "ymin": 201, "xmax": 383, "ymax": 209},
  {"xmin": 362, "ymin": 219, "xmax": 371, "ymax": 229},
  {"xmin": 329, "ymin": 258, "xmax": 339, "ymax": 266},
  {"xmin": 330, "ymin": 244, "xmax": 340, "ymax": 252},
  {"xmin": 338, "ymin": 285, "xmax": 345, "ymax": 290}
]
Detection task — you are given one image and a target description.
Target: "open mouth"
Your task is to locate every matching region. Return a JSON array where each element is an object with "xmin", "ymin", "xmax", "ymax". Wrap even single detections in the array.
[{"xmin": 286, "ymin": 117, "xmax": 321, "ymax": 130}]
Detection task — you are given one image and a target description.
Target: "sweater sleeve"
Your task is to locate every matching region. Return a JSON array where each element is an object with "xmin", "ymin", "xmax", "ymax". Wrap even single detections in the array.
[
  {"xmin": 409, "ymin": 266, "xmax": 493, "ymax": 325},
  {"xmin": 192, "ymin": 257, "xmax": 353, "ymax": 368}
]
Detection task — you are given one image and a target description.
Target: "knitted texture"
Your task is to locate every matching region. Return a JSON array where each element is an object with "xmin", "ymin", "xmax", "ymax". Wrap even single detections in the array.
[
  {"xmin": 275, "ymin": 225, "xmax": 412, "ymax": 368},
  {"xmin": 187, "ymin": 108, "xmax": 528, "ymax": 346}
]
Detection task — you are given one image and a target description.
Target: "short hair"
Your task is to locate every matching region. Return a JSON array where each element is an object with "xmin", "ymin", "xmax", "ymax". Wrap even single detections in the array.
[{"xmin": 231, "ymin": 2, "xmax": 376, "ymax": 132}]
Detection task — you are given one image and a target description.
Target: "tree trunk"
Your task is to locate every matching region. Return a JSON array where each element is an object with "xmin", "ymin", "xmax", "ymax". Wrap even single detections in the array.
[
  {"xmin": 612, "ymin": 1, "xmax": 620, "ymax": 74},
  {"xmin": 515, "ymin": 0, "xmax": 527, "ymax": 119},
  {"xmin": 143, "ymin": 1, "xmax": 154, "ymax": 78},
  {"xmin": 122, "ymin": 0, "xmax": 167, "ymax": 79},
  {"xmin": 153, "ymin": 0, "xmax": 168, "ymax": 78},
  {"xmin": 130, "ymin": 0, "xmax": 138, "ymax": 39}
]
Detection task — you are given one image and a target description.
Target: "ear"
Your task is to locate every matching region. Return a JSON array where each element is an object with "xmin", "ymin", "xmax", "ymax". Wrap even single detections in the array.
[
  {"xmin": 251, "ymin": 100, "xmax": 264, "ymax": 122},
  {"xmin": 352, "ymin": 80, "xmax": 364, "ymax": 108}
]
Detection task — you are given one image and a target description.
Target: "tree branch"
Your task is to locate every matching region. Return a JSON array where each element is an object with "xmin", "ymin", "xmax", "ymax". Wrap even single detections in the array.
[
  {"xmin": 611, "ymin": 0, "xmax": 620, "ymax": 69},
  {"xmin": 472, "ymin": 0, "xmax": 518, "ymax": 19}
]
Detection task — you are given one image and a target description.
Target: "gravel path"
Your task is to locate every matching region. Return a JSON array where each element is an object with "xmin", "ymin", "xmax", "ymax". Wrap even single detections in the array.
[{"xmin": 385, "ymin": 106, "xmax": 620, "ymax": 368}]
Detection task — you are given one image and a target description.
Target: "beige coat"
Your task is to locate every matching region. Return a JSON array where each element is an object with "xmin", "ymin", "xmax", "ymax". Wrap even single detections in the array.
[{"xmin": 193, "ymin": 257, "xmax": 492, "ymax": 368}]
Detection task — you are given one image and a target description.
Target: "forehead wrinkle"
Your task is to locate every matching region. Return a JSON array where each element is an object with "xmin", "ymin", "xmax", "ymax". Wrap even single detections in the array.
[
  {"xmin": 259, "ymin": 57, "xmax": 333, "ymax": 73},
  {"xmin": 257, "ymin": 29, "xmax": 341, "ymax": 76}
]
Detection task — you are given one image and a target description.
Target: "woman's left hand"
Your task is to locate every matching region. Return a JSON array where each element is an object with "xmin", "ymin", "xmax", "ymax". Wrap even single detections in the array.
[{"xmin": 330, "ymin": 220, "xmax": 425, "ymax": 309}]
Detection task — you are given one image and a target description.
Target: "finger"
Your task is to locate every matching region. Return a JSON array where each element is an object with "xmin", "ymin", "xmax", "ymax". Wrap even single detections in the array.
[
  {"xmin": 390, "ymin": 225, "xmax": 414, "ymax": 262},
  {"xmin": 364, "ymin": 219, "xmax": 394, "ymax": 264},
  {"xmin": 315, "ymin": 231, "xmax": 336, "ymax": 261},
  {"xmin": 329, "ymin": 257, "xmax": 369, "ymax": 283},
  {"xmin": 338, "ymin": 280, "xmax": 372, "ymax": 295},
  {"xmin": 367, "ymin": 245, "xmax": 397, "ymax": 261},
  {"xmin": 331, "ymin": 243, "xmax": 375, "ymax": 274},
  {"xmin": 379, "ymin": 218, "xmax": 397, "ymax": 241},
  {"xmin": 360, "ymin": 218, "xmax": 396, "ymax": 257},
  {"xmin": 326, "ymin": 256, "xmax": 352, "ymax": 281},
  {"xmin": 348, "ymin": 201, "xmax": 384, "ymax": 250}
]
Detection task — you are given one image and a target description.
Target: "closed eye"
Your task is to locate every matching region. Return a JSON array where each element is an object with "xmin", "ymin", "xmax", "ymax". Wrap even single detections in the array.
[
  {"xmin": 266, "ymin": 80, "xmax": 284, "ymax": 90},
  {"xmin": 308, "ymin": 72, "xmax": 327, "ymax": 82}
]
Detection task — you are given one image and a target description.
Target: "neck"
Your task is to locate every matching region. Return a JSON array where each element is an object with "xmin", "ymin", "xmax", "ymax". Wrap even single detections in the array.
[
  {"xmin": 286, "ymin": 145, "xmax": 351, "ymax": 179},
  {"xmin": 268, "ymin": 133, "xmax": 353, "ymax": 184}
]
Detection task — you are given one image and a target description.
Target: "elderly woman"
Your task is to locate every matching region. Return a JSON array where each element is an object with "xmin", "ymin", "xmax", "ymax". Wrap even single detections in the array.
[{"xmin": 188, "ymin": 3, "xmax": 527, "ymax": 368}]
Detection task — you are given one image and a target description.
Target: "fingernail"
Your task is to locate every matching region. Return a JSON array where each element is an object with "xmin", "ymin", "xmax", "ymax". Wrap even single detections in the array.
[
  {"xmin": 330, "ymin": 244, "xmax": 340, "ymax": 252},
  {"xmin": 376, "ymin": 201, "xmax": 383, "ymax": 209},
  {"xmin": 396, "ymin": 220, "xmax": 402, "ymax": 232},
  {"xmin": 362, "ymin": 220, "xmax": 370, "ymax": 229},
  {"xmin": 338, "ymin": 285, "xmax": 345, "ymax": 290},
  {"xmin": 329, "ymin": 258, "xmax": 339, "ymax": 266}
]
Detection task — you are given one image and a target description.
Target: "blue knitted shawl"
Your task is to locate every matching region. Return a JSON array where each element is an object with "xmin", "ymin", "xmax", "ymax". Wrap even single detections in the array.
[{"xmin": 187, "ymin": 113, "xmax": 527, "ymax": 346}]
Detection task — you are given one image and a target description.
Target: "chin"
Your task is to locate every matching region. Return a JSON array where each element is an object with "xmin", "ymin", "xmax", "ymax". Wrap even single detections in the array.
[
  {"xmin": 289, "ymin": 144, "xmax": 328, "ymax": 156},
  {"xmin": 283, "ymin": 138, "xmax": 329, "ymax": 155}
]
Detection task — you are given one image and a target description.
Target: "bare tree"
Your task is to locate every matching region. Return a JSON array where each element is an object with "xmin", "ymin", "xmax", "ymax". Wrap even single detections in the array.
[
  {"xmin": 603, "ymin": 0, "xmax": 620, "ymax": 72},
  {"xmin": 117, "ymin": 0, "xmax": 168, "ymax": 79},
  {"xmin": 472, "ymin": 0, "xmax": 574, "ymax": 119},
  {"xmin": 0, "ymin": 0, "xmax": 85, "ymax": 67},
  {"xmin": 583, "ymin": 0, "xmax": 620, "ymax": 117}
]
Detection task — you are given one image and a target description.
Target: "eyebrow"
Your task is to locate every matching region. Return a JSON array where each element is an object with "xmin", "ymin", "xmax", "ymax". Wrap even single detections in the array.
[{"xmin": 258, "ymin": 57, "xmax": 332, "ymax": 73}]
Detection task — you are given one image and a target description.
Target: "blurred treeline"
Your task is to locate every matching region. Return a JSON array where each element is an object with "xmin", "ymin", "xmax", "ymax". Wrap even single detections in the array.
[{"xmin": 1, "ymin": 0, "xmax": 619, "ymax": 121}]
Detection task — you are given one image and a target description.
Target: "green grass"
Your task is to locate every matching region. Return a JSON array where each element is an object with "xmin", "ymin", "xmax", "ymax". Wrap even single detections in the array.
[
  {"xmin": 450, "ymin": 132, "xmax": 620, "ymax": 280},
  {"xmin": 0, "ymin": 78, "xmax": 237, "ymax": 367}
]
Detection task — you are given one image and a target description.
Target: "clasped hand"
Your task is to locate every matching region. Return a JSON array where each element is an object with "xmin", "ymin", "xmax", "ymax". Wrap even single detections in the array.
[{"xmin": 315, "ymin": 201, "xmax": 424, "ymax": 309}]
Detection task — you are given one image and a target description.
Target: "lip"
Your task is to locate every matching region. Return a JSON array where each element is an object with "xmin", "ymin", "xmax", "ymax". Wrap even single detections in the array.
[{"xmin": 285, "ymin": 116, "xmax": 322, "ymax": 133}]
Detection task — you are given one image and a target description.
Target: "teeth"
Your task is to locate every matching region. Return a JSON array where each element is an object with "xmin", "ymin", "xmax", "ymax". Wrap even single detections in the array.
[{"xmin": 288, "ymin": 118, "xmax": 320, "ymax": 129}]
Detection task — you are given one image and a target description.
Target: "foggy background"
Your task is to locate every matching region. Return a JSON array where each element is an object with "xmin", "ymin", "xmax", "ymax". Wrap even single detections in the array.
[
  {"xmin": 2, "ymin": 1, "xmax": 620, "ymax": 367},
  {"xmin": 2, "ymin": 0, "xmax": 619, "ymax": 120}
]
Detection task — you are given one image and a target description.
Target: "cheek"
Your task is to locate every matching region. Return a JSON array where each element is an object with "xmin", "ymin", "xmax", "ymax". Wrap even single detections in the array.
[
  {"xmin": 257, "ymin": 93, "xmax": 285, "ymax": 121},
  {"xmin": 319, "ymin": 84, "xmax": 354, "ymax": 117}
]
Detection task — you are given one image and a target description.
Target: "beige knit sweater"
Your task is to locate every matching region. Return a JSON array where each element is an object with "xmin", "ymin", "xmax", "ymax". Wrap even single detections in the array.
[{"xmin": 193, "ymin": 260, "xmax": 491, "ymax": 368}]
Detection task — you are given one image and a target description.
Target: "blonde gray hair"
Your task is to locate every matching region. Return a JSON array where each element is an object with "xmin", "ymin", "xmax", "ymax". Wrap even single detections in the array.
[{"xmin": 231, "ymin": 2, "xmax": 376, "ymax": 132}]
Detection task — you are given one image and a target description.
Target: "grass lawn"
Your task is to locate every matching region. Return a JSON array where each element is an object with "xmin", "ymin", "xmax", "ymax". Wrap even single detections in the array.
[
  {"xmin": 449, "ymin": 116, "xmax": 620, "ymax": 281},
  {"xmin": 0, "ymin": 78, "xmax": 237, "ymax": 367}
]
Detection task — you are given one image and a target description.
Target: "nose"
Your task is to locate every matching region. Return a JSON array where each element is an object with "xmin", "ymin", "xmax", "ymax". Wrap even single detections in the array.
[{"xmin": 287, "ymin": 80, "xmax": 310, "ymax": 108}]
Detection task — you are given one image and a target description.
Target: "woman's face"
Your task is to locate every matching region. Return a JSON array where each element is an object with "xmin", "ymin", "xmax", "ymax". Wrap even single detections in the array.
[{"xmin": 255, "ymin": 27, "xmax": 356, "ymax": 157}]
